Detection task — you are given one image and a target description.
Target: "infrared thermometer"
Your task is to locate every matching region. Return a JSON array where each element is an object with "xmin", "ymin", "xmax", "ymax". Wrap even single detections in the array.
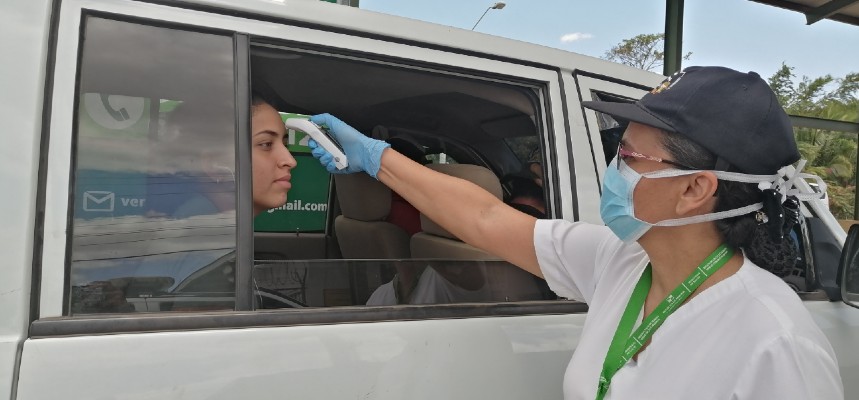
[{"xmin": 284, "ymin": 118, "xmax": 349, "ymax": 170}]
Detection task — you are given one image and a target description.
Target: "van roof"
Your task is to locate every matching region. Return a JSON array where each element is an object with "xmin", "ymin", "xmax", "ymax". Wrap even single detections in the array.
[{"xmin": 179, "ymin": 0, "xmax": 661, "ymax": 82}]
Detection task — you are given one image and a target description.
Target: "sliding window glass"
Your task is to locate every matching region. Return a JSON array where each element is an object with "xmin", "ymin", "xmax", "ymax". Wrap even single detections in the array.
[{"xmin": 69, "ymin": 17, "xmax": 236, "ymax": 314}]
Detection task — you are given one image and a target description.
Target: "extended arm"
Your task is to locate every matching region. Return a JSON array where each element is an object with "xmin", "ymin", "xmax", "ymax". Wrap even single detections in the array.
[{"xmin": 310, "ymin": 114, "xmax": 542, "ymax": 278}]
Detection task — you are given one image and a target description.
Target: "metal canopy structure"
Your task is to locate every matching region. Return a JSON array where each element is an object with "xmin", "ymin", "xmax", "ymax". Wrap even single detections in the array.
[
  {"xmin": 751, "ymin": 0, "xmax": 859, "ymax": 26},
  {"xmin": 663, "ymin": 0, "xmax": 859, "ymax": 76}
]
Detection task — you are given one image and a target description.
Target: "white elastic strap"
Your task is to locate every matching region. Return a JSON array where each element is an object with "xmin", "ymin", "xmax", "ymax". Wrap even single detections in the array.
[
  {"xmin": 787, "ymin": 173, "xmax": 827, "ymax": 201},
  {"xmin": 774, "ymin": 159, "xmax": 806, "ymax": 193},
  {"xmin": 653, "ymin": 203, "xmax": 764, "ymax": 227},
  {"xmin": 643, "ymin": 168, "xmax": 779, "ymax": 184},
  {"xmin": 770, "ymin": 160, "xmax": 826, "ymax": 202},
  {"xmin": 711, "ymin": 171, "xmax": 780, "ymax": 184},
  {"xmin": 638, "ymin": 160, "xmax": 827, "ymax": 204}
]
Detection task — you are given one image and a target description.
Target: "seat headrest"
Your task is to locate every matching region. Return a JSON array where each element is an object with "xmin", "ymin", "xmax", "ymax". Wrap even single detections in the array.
[
  {"xmin": 334, "ymin": 173, "xmax": 391, "ymax": 221},
  {"xmin": 371, "ymin": 125, "xmax": 390, "ymax": 140},
  {"xmin": 388, "ymin": 134, "xmax": 427, "ymax": 164},
  {"xmin": 421, "ymin": 164, "xmax": 501, "ymax": 238}
]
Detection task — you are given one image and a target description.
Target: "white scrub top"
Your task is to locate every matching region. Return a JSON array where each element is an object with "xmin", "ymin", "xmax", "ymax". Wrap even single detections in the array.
[{"xmin": 534, "ymin": 219, "xmax": 843, "ymax": 400}]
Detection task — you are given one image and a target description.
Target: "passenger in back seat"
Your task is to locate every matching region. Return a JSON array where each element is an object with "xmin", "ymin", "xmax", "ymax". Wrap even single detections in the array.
[
  {"xmin": 503, "ymin": 171, "xmax": 555, "ymax": 299},
  {"xmin": 365, "ymin": 134, "xmax": 423, "ymax": 305},
  {"xmin": 504, "ymin": 171, "xmax": 546, "ymax": 219},
  {"xmin": 384, "ymin": 135, "xmax": 427, "ymax": 235}
]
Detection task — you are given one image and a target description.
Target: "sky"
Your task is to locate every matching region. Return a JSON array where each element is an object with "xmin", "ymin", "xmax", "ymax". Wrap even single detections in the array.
[{"xmin": 359, "ymin": 0, "xmax": 859, "ymax": 83}]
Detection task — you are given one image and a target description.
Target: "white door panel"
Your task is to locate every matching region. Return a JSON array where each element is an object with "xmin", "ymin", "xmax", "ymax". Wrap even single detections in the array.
[
  {"xmin": 806, "ymin": 301, "xmax": 859, "ymax": 398},
  {"xmin": 29, "ymin": 1, "xmax": 581, "ymax": 399},
  {"xmin": 19, "ymin": 314, "xmax": 585, "ymax": 399},
  {"xmin": 568, "ymin": 74, "xmax": 660, "ymax": 223}
]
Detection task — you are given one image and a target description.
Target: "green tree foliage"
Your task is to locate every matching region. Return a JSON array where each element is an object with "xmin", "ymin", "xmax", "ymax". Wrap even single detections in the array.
[
  {"xmin": 603, "ymin": 33, "xmax": 691, "ymax": 72},
  {"xmin": 769, "ymin": 64, "xmax": 859, "ymax": 121},
  {"xmin": 769, "ymin": 63, "xmax": 859, "ymax": 219}
]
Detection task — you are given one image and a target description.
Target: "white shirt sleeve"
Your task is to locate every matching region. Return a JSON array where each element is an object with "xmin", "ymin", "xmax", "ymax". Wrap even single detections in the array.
[
  {"xmin": 733, "ymin": 333, "xmax": 844, "ymax": 400},
  {"xmin": 533, "ymin": 219, "xmax": 620, "ymax": 303}
]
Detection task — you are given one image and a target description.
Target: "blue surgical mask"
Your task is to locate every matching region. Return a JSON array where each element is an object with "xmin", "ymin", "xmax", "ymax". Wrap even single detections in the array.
[
  {"xmin": 599, "ymin": 158, "xmax": 649, "ymax": 241},
  {"xmin": 600, "ymin": 158, "xmax": 790, "ymax": 242}
]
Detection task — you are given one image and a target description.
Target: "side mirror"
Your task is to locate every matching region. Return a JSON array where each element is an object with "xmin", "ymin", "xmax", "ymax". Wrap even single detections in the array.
[{"xmin": 838, "ymin": 224, "xmax": 859, "ymax": 308}]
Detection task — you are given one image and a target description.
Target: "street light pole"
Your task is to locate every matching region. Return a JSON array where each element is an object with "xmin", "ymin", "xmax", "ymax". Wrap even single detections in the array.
[{"xmin": 471, "ymin": 2, "xmax": 506, "ymax": 30}]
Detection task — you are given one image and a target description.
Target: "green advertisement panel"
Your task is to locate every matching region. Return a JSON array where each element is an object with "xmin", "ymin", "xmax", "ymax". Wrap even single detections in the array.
[{"xmin": 253, "ymin": 113, "xmax": 332, "ymax": 232}]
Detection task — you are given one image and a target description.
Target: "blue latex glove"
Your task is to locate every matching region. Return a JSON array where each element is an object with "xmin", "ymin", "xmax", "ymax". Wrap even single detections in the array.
[{"xmin": 308, "ymin": 113, "xmax": 390, "ymax": 179}]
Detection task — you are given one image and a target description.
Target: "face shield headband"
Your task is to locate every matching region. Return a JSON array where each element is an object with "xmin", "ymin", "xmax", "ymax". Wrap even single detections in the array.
[{"xmin": 599, "ymin": 158, "xmax": 826, "ymax": 242}]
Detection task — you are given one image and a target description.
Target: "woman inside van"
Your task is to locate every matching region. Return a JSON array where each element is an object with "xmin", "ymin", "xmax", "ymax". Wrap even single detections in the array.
[
  {"xmin": 157, "ymin": 94, "xmax": 297, "ymax": 218},
  {"xmin": 307, "ymin": 66, "xmax": 843, "ymax": 399},
  {"xmin": 249, "ymin": 94, "xmax": 298, "ymax": 217}
]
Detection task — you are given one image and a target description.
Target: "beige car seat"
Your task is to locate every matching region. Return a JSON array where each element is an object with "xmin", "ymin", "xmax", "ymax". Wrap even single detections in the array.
[
  {"xmin": 410, "ymin": 164, "xmax": 501, "ymax": 260},
  {"xmin": 410, "ymin": 164, "xmax": 543, "ymax": 301},
  {"xmin": 333, "ymin": 173, "xmax": 411, "ymax": 259}
]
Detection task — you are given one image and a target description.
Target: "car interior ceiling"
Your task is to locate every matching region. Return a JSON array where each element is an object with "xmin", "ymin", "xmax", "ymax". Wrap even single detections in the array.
[
  {"xmin": 251, "ymin": 49, "xmax": 535, "ymax": 130},
  {"xmin": 250, "ymin": 46, "xmax": 541, "ymax": 176}
]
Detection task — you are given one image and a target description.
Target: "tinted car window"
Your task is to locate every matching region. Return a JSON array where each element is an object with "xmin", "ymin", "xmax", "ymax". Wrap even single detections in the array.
[
  {"xmin": 69, "ymin": 17, "xmax": 236, "ymax": 314},
  {"xmin": 250, "ymin": 45, "xmax": 556, "ymax": 308}
]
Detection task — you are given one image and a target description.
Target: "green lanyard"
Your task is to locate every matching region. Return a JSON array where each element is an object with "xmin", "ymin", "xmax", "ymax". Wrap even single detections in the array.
[{"xmin": 595, "ymin": 244, "xmax": 733, "ymax": 400}]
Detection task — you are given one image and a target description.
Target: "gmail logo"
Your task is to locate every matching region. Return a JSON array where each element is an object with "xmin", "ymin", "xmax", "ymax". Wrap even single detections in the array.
[{"xmin": 83, "ymin": 191, "xmax": 115, "ymax": 212}]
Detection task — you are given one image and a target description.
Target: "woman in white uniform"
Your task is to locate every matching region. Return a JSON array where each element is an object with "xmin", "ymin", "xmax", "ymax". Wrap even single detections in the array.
[{"xmin": 308, "ymin": 66, "xmax": 843, "ymax": 399}]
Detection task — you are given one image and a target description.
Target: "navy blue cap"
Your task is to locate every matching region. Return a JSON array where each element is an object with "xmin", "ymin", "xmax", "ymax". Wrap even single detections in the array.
[{"xmin": 583, "ymin": 66, "xmax": 800, "ymax": 175}]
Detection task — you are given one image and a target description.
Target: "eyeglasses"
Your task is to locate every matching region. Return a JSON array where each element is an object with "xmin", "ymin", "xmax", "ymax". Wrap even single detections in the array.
[{"xmin": 616, "ymin": 143, "xmax": 696, "ymax": 170}]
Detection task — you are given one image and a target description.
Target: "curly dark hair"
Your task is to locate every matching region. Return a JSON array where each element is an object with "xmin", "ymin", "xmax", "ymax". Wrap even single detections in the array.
[{"xmin": 661, "ymin": 130, "xmax": 798, "ymax": 276}]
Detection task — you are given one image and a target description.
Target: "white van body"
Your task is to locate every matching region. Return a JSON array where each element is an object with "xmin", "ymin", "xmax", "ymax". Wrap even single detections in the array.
[{"xmin": 2, "ymin": 0, "xmax": 856, "ymax": 399}]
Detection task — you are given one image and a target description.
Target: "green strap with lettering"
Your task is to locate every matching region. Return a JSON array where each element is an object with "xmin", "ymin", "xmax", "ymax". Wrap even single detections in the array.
[{"xmin": 595, "ymin": 244, "xmax": 733, "ymax": 400}]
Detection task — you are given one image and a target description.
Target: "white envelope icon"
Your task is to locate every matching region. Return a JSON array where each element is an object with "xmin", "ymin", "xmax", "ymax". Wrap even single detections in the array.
[{"xmin": 83, "ymin": 191, "xmax": 115, "ymax": 212}]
